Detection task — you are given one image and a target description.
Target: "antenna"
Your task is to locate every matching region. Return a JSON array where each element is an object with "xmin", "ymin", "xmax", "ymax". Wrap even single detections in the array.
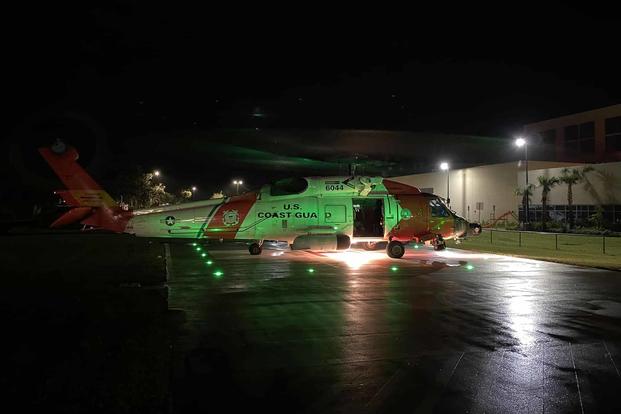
[{"xmin": 349, "ymin": 153, "xmax": 363, "ymax": 176}]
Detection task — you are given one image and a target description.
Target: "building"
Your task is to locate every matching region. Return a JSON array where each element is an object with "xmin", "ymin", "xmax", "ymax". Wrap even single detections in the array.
[
  {"xmin": 391, "ymin": 161, "xmax": 577, "ymax": 225},
  {"xmin": 524, "ymin": 104, "xmax": 621, "ymax": 163},
  {"xmin": 391, "ymin": 104, "xmax": 621, "ymax": 227}
]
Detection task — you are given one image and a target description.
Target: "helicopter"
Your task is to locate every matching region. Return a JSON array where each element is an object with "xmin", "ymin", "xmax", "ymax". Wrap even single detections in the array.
[{"xmin": 39, "ymin": 143, "xmax": 481, "ymax": 258}]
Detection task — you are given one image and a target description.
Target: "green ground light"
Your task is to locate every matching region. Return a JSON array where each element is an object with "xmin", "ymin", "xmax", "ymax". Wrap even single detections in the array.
[
  {"xmin": 201, "ymin": 252, "xmax": 207, "ymax": 257},
  {"xmin": 391, "ymin": 266, "xmax": 398, "ymax": 271},
  {"xmin": 465, "ymin": 264, "xmax": 474, "ymax": 270},
  {"xmin": 196, "ymin": 247, "xmax": 201, "ymax": 251},
  {"xmin": 213, "ymin": 270, "xmax": 223, "ymax": 278},
  {"xmin": 192, "ymin": 243, "xmax": 197, "ymax": 246},
  {"xmin": 307, "ymin": 268, "xmax": 315, "ymax": 273},
  {"xmin": 206, "ymin": 260, "xmax": 213, "ymax": 265}
]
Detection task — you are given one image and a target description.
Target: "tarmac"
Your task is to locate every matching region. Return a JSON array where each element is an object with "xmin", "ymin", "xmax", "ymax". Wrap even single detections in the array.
[
  {"xmin": 167, "ymin": 242, "xmax": 621, "ymax": 413},
  {"xmin": 3, "ymin": 234, "xmax": 621, "ymax": 412}
]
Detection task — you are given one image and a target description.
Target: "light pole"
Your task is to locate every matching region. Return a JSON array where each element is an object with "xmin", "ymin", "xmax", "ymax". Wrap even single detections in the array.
[
  {"xmin": 440, "ymin": 162, "xmax": 450, "ymax": 205},
  {"xmin": 515, "ymin": 137, "xmax": 529, "ymax": 225},
  {"xmin": 233, "ymin": 180, "xmax": 243, "ymax": 195}
]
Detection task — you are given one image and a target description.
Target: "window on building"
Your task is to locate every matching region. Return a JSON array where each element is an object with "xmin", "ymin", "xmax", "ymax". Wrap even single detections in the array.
[
  {"xmin": 565, "ymin": 125, "xmax": 579, "ymax": 141},
  {"xmin": 580, "ymin": 122, "xmax": 594, "ymax": 138},
  {"xmin": 538, "ymin": 129, "xmax": 557, "ymax": 160},
  {"xmin": 541, "ymin": 129, "xmax": 556, "ymax": 145},
  {"xmin": 606, "ymin": 116, "xmax": 621, "ymax": 152},
  {"xmin": 565, "ymin": 122, "xmax": 595, "ymax": 153}
]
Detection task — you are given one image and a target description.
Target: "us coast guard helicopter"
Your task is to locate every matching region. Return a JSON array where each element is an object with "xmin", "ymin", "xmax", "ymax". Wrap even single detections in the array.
[{"xmin": 39, "ymin": 143, "xmax": 481, "ymax": 258}]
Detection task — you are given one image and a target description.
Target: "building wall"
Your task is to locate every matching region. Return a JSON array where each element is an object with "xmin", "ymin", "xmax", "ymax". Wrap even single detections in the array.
[
  {"xmin": 391, "ymin": 161, "xmax": 575, "ymax": 224},
  {"xmin": 524, "ymin": 104, "xmax": 621, "ymax": 163}
]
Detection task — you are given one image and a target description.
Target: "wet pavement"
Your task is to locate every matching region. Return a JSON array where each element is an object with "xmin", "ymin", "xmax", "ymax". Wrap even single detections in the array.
[{"xmin": 167, "ymin": 243, "xmax": 621, "ymax": 413}]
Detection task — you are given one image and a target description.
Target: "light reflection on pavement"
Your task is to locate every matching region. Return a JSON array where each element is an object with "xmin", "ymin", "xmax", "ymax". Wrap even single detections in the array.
[{"xmin": 168, "ymin": 244, "xmax": 621, "ymax": 413}]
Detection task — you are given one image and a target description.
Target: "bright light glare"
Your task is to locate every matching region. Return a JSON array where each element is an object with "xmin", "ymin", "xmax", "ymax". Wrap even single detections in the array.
[
  {"xmin": 496, "ymin": 260, "xmax": 540, "ymax": 276},
  {"xmin": 323, "ymin": 251, "xmax": 381, "ymax": 270},
  {"xmin": 505, "ymin": 285, "xmax": 536, "ymax": 345},
  {"xmin": 465, "ymin": 264, "xmax": 474, "ymax": 270},
  {"xmin": 191, "ymin": 186, "xmax": 197, "ymax": 191},
  {"xmin": 391, "ymin": 266, "xmax": 398, "ymax": 271},
  {"xmin": 201, "ymin": 252, "xmax": 206, "ymax": 257},
  {"xmin": 515, "ymin": 137, "xmax": 526, "ymax": 147},
  {"xmin": 206, "ymin": 260, "xmax": 213, "ymax": 265},
  {"xmin": 153, "ymin": 170, "xmax": 160, "ymax": 176},
  {"xmin": 436, "ymin": 250, "xmax": 493, "ymax": 260},
  {"xmin": 307, "ymin": 268, "xmax": 315, "ymax": 273},
  {"xmin": 213, "ymin": 270, "xmax": 223, "ymax": 277},
  {"xmin": 440, "ymin": 162, "xmax": 449, "ymax": 171},
  {"xmin": 196, "ymin": 247, "xmax": 201, "ymax": 251},
  {"xmin": 192, "ymin": 243, "xmax": 197, "ymax": 246}
]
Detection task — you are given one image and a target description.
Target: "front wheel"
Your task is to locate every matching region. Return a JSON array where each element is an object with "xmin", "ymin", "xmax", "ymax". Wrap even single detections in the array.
[
  {"xmin": 386, "ymin": 241, "xmax": 405, "ymax": 258},
  {"xmin": 248, "ymin": 243, "xmax": 262, "ymax": 255},
  {"xmin": 433, "ymin": 235, "xmax": 446, "ymax": 251}
]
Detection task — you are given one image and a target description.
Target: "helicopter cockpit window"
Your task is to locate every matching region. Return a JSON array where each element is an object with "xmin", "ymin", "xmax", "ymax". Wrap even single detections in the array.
[
  {"xmin": 269, "ymin": 177, "xmax": 309, "ymax": 196},
  {"xmin": 430, "ymin": 199, "xmax": 450, "ymax": 217}
]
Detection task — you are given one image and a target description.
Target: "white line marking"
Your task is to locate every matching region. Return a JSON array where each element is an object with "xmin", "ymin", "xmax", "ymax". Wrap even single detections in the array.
[
  {"xmin": 603, "ymin": 340, "xmax": 621, "ymax": 378},
  {"xmin": 568, "ymin": 343, "xmax": 584, "ymax": 414},
  {"xmin": 448, "ymin": 351, "xmax": 465, "ymax": 382}
]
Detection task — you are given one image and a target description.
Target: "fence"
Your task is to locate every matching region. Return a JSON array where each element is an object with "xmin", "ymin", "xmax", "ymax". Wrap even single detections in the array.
[
  {"xmin": 517, "ymin": 204, "xmax": 621, "ymax": 227},
  {"xmin": 482, "ymin": 229, "xmax": 620, "ymax": 255}
]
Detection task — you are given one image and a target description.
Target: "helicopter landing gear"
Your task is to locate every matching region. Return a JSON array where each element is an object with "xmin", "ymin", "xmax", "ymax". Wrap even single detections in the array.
[
  {"xmin": 433, "ymin": 234, "xmax": 446, "ymax": 251},
  {"xmin": 386, "ymin": 240, "xmax": 405, "ymax": 258},
  {"xmin": 248, "ymin": 242, "xmax": 263, "ymax": 255}
]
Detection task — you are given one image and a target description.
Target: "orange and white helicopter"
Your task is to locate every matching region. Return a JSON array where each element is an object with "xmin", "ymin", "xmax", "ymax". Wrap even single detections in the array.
[{"xmin": 40, "ymin": 142, "xmax": 481, "ymax": 258}]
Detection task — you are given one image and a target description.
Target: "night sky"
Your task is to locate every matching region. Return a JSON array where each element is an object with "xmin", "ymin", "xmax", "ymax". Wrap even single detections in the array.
[{"xmin": 3, "ymin": 2, "xmax": 620, "ymax": 204}]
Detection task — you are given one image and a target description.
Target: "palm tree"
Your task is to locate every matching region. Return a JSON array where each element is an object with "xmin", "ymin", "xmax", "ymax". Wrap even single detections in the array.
[
  {"xmin": 538, "ymin": 176, "xmax": 560, "ymax": 230},
  {"xmin": 514, "ymin": 184, "xmax": 535, "ymax": 225},
  {"xmin": 559, "ymin": 166, "xmax": 594, "ymax": 229}
]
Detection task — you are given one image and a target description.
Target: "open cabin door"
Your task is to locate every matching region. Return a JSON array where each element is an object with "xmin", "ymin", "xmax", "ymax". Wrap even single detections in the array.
[{"xmin": 353, "ymin": 198, "xmax": 384, "ymax": 237}]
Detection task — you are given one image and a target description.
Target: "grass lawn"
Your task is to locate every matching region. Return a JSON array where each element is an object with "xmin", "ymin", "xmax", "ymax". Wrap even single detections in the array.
[{"xmin": 448, "ymin": 230, "xmax": 621, "ymax": 270}]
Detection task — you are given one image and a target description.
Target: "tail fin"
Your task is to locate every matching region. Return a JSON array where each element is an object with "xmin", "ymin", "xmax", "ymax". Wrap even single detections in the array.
[
  {"xmin": 39, "ymin": 142, "xmax": 131, "ymax": 232},
  {"xmin": 39, "ymin": 143, "xmax": 116, "ymax": 208}
]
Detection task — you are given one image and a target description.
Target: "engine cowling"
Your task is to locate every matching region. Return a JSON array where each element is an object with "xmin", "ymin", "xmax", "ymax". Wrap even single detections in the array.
[{"xmin": 290, "ymin": 234, "xmax": 351, "ymax": 251}]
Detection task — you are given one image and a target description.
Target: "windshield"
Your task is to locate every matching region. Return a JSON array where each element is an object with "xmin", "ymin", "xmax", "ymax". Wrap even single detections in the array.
[{"xmin": 429, "ymin": 198, "xmax": 451, "ymax": 217}]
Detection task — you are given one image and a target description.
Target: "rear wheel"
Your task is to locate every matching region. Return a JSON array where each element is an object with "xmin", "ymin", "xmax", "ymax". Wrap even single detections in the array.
[
  {"xmin": 386, "ymin": 241, "xmax": 405, "ymax": 258},
  {"xmin": 248, "ymin": 243, "xmax": 262, "ymax": 255}
]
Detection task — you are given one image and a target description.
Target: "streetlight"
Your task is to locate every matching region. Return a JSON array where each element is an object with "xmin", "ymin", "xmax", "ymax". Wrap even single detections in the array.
[
  {"xmin": 233, "ymin": 180, "xmax": 243, "ymax": 195},
  {"xmin": 440, "ymin": 162, "xmax": 450, "ymax": 205},
  {"xmin": 153, "ymin": 170, "xmax": 160, "ymax": 177},
  {"xmin": 515, "ymin": 137, "xmax": 529, "ymax": 225}
]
